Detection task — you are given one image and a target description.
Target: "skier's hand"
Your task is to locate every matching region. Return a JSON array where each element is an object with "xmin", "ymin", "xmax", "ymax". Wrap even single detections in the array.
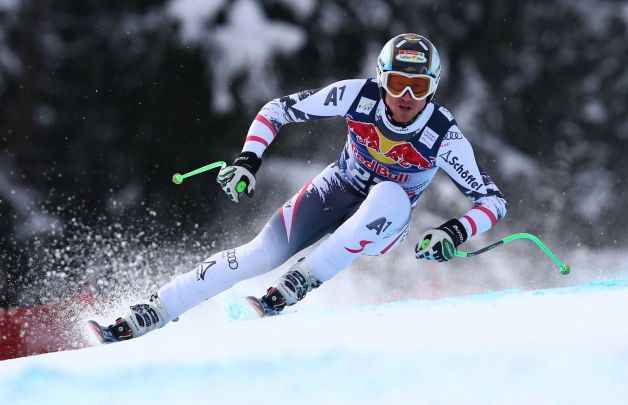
[
  {"xmin": 415, "ymin": 219, "xmax": 468, "ymax": 262},
  {"xmin": 415, "ymin": 229, "xmax": 456, "ymax": 262},
  {"xmin": 217, "ymin": 152, "xmax": 261, "ymax": 203}
]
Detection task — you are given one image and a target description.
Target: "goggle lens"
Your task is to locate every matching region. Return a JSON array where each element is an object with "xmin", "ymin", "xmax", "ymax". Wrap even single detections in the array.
[{"xmin": 382, "ymin": 72, "xmax": 433, "ymax": 100}]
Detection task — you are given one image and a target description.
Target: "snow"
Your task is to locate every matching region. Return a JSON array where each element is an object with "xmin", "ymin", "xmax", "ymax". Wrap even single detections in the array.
[
  {"xmin": 210, "ymin": 0, "xmax": 305, "ymax": 112},
  {"xmin": 0, "ymin": 29, "xmax": 20, "ymax": 76},
  {"xmin": 274, "ymin": 0, "xmax": 316, "ymax": 20},
  {"xmin": 167, "ymin": 0, "xmax": 306, "ymax": 112},
  {"xmin": 567, "ymin": 0, "xmax": 626, "ymax": 33},
  {"xmin": 584, "ymin": 100, "xmax": 608, "ymax": 123},
  {"xmin": 167, "ymin": 0, "xmax": 226, "ymax": 42},
  {"xmin": 574, "ymin": 168, "xmax": 613, "ymax": 221},
  {"xmin": 352, "ymin": 0, "xmax": 391, "ymax": 28},
  {"xmin": 1, "ymin": 278, "xmax": 628, "ymax": 404},
  {"xmin": 0, "ymin": 154, "xmax": 61, "ymax": 239},
  {"xmin": 0, "ymin": 0, "xmax": 20, "ymax": 91},
  {"xmin": 0, "ymin": 0, "xmax": 17, "ymax": 11}
]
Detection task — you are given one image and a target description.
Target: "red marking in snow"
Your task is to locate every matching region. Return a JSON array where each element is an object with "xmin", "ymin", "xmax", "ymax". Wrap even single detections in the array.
[
  {"xmin": 0, "ymin": 290, "xmax": 95, "ymax": 360},
  {"xmin": 345, "ymin": 240, "xmax": 373, "ymax": 253}
]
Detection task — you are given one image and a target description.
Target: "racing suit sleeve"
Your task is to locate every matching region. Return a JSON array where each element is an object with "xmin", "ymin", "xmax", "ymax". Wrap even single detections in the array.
[
  {"xmin": 436, "ymin": 124, "xmax": 508, "ymax": 240},
  {"xmin": 241, "ymin": 79, "xmax": 368, "ymax": 157}
]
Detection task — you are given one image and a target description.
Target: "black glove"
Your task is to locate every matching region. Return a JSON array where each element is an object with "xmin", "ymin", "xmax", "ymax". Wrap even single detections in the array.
[
  {"xmin": 217, "ymin": 152, "xmax": 262, "ymax": 203},
  {"xmin": 415, "ymin": 218, "xmax": 468, "ymax": 262}
]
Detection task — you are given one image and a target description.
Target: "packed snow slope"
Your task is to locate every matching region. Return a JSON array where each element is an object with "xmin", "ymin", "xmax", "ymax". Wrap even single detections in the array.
[{"xmin": 2, "ymin": 280, "xmax": 628, "ymax": 405}]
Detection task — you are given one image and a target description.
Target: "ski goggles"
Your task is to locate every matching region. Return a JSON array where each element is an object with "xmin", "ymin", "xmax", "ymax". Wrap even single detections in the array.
[{"xmin": 379, "ymin": 71, "xmax": 436, "ymax": 100}]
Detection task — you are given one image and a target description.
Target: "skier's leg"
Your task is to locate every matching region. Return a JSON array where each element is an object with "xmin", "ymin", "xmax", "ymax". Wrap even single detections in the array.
[
  {"xmin": 156, "ymin": 227, "xmax": 287, "ymax": 321},
  {"xmin": 157, "ymin": 164, "xmax": 363, "ymax": 321},
  {"xmin": 308, "ymin": 180, "xmax": 411, "ymax": 281},
  {"xmin": 103, "ymin": 223, "xmax": 292, "ymax": 341},
  {"xmin": 104, "ymin": 164, "xmax": 363, "ymax": 339},
  {"xmin": 257, "ymin": 181, "xmax": 411, "ymax": 313}
]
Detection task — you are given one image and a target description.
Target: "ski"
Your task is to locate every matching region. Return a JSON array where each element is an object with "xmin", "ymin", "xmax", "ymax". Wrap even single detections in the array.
[
  {"xmin": 87, "ymin": 320, "xmax": 120, "ymax": 344},
  {"xmin": 226, "ymin": 296, "xmax": 284, "ymax": 320},
  {"xmin": 245, "ymin": 296, "xmax": 271, "ymax": 318}
]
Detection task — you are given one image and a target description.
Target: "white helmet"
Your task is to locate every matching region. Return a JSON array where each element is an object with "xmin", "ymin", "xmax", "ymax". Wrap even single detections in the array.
[{"xmin": 376, "ymin": 33, "xmax": 441, "ymax": 101}]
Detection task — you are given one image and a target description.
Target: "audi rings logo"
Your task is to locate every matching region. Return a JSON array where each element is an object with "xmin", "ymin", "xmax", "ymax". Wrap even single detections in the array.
[
  {"xmin": 443, "ymin": 130, "xmax": 463, "ymax": 141},
  {"xmin": 223, "ymin": 249, "xmax": 239, "ymax": 270}
]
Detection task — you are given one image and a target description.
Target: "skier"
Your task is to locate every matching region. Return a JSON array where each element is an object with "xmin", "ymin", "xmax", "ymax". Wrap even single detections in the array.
[{"xmin": 89, "ymin": 33, "xmax": 507, "ymax": 343}]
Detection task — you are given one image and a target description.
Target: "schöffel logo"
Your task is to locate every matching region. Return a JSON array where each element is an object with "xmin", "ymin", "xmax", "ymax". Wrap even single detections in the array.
[{"xmin": 438, "ymin": 150, "xmax": 483, "ymax": 191}]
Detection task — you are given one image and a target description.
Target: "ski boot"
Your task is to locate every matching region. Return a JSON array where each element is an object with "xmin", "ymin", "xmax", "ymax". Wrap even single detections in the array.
[
  {"xmin": 88, "ymin": 294, "xmax": 170, "ymax": 344},
  {"xmin": 247, "ymin": 258, "xmax": 321, "ymax": 317}
]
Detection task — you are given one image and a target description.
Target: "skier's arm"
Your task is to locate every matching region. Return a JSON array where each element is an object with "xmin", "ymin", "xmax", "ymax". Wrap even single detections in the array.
[
  {"xmin": 416, "ymin": 124, "xmax": 507, "ymax": 261},
  {"xmin": 436, "ymin": 124, "xmax": 508, "ymax": 239},
  {"xmin": 241, "ymin": 79, "xmax": 367, "ymax": 157},
  {"xmin": 217, "ymin": 79, "xmax": 366, "ymax": 202}
]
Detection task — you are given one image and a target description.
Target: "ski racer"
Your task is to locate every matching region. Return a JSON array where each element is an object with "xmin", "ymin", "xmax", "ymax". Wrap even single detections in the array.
[{"xmin": 91, "ymin": 33, "xmax": 507, "ymax": 342}]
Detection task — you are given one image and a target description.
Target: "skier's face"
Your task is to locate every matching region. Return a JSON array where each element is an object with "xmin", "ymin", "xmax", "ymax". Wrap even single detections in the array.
[{"xmin": 385, "ymin": 90, "xmax": 426, "ymax": 124}]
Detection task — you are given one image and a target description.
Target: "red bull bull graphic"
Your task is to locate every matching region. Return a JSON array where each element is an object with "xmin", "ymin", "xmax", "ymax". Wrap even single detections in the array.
[
  {"xmin": 349, "ymin": 119, "xmax": 381, "ymax": 150},
  {"xmin": 384, "ymin": 142, "xmax": 431, "ymax": 168},
  {"xmin": 348, "ymin": 118, "xmax": 432, "ymax": 170}
]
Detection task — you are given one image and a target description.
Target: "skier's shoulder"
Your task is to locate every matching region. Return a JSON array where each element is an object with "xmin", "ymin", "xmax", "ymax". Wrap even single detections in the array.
[
  {"xmin": 314, "ymin": 78, "xmax": 373, "ymax": 105},
  {"xmin": 290, "ymin": 78, "xmax": 370, "ymax": 116},
  {"xmin": 328, "ymin": 77, "xmax": 371, "ymax": 90},
  {"xmin": 425, "ymin": 101, "xmax": 458, "ymax": 135}
]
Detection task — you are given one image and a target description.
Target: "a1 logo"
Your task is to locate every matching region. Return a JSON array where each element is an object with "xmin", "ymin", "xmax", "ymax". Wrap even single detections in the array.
[{"xmin": 366, "ymin": 217, "xmax": 392, "ymax": 236}]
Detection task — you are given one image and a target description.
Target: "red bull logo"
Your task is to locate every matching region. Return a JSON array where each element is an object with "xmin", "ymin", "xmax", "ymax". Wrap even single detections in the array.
[
  {"xmin": 348, "ymin": 119, "xmax": 380, "ymax": 150},
  {"xmin": 384, "ymin": 142, "xmax": 431, "ymax": 168},
  {"xmin": 347, "ymin": 118, "xmax": 431, "ymax": 169},
  {"xmin": 350, "ymin": 143, "xmax": 410, "ymax": 182}
]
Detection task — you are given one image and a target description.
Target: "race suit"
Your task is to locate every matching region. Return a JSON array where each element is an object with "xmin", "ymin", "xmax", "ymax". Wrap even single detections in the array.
[
  {"xmin": 157, "ymin": 78, "xmax": 507, "ymax": 320},
  {"xmin": 243, "ymin": 78, "xmax": 506, "ymax": 234}
]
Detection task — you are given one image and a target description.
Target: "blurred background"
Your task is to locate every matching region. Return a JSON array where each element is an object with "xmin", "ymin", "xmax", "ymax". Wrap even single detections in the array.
[{"xmin": 1, "ymin": 0, "xmax": 627, "ymax": 322}]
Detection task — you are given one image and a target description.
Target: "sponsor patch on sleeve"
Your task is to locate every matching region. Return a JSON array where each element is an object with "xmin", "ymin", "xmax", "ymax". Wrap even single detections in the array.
[
  {"xmin": 356, "ymin": 97, "xmax": 377, "ymax": 115},
  {"xmin": 419, "ymin": 127, "xmax": 438, "ymax": 149},
  {"xmin": 439, "ymin": 106, "xmax": 454, "ymax": 121},
  {"xmin": 444, "ymin": 125, "xmax": 464, "ymax": 141}
]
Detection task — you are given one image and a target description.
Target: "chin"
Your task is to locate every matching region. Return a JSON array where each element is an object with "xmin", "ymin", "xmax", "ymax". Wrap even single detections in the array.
[{"xmin": 396, "ymin": 111, "xmax": 418, "ymax": 123}]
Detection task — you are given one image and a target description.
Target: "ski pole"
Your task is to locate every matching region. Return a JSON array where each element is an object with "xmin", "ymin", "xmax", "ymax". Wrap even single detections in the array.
[
  {"xmin": 454, "ymin": 232, "xmax": 571, "ymax": 275},
  {"xmin": 171, "ymin": 161, "xmax": 248, "ymax": 193}
]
